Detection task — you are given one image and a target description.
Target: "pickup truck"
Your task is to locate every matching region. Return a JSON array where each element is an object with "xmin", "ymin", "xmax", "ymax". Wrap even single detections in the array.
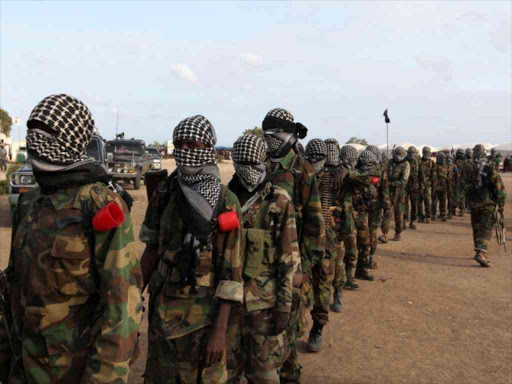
[{"xmin": 106, "ymin": 139, "xmax": 151, "ymax": 190}]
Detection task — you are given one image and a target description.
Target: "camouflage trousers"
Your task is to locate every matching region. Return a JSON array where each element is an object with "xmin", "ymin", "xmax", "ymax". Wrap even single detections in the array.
[
  {"xmin": 227, "ymin": 308, "xmax": 286, "ymax": 384},
  {"xmin": 145, "ymin": 325, "xmax": 227, "ymax": 384},
  {"xmin": 455, "ymin": 184, "xmax": 465, "ymax": 211},
  {"xmin": 432, "ymin": 190, "xmax": 447, "ymax": 219},
  {"xmin": 403, "ymin": 188, "xmax": 421, "ymax": 222},
  {"xmin": 418, "ymin": 185, "xmax": 432, "ymax": 220},
  {"xmin": 311, "ymin": 228, "xmax": 336, "ymax": 325},
  {"xmin": 382, "ymin": 187, "xmax": 405, "ymax": 235},
  {"xmin": 280, "ymin": 291, "xmax": 303, "ymax": 384},
  {"xmin": 368, "ymin": 207, "xmax": 383, "ymax": 253},
  {"xmin": 332, "ymin": 233, "xmax": 348, "ymax": 289},
  {"xmin": 448, "ymin": 187, "xmax": 457, "ymax": 215},
  {"xmin": 470, "ymin": 205, "xmax": 496, "ymax": 253},
  {"xmin": 353, "ymin": 210, "xmax": 370, "ymax": 266}
]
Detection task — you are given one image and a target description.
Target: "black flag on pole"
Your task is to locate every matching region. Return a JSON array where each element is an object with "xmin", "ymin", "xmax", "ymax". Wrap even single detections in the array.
[{"xmin": 383, "ymin": 109, "xmax": 391, "ymax": 124}]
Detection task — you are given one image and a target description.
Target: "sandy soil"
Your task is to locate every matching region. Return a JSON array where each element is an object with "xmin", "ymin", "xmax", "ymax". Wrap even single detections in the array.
[{"xmin": 0, "ymin": 159, "xmax": 511, "ymax": 384}]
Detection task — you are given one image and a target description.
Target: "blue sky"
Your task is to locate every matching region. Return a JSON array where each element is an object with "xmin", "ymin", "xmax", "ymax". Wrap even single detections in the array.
[{"xmin": 1, "ymin": 1, "xmax": 510, "ymax": 147}]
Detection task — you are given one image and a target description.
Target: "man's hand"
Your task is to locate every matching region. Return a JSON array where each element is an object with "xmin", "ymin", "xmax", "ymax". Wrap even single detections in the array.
[
  {"xmin": 333, "ymin": 168, "xmax": 348, "ymax": 191},
  {"xmin": 292, "ymin": 272, "xmax": 304, "ymax": 288},
  {"xmin": 205, "ymin": 327, "xmax": 226, "ymax": 367},
  {"xmin": 273, "ymin": 311, "xmax": 290, "ymax": 335}
]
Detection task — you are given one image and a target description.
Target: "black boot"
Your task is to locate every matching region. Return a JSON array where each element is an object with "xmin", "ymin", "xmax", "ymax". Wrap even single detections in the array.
[
  {"xmin": 344, "ymin": 266, "xmax": 359, "ymax": 289},
  {"xmin": 355, "ymin": 260, "xmax": 375, "ymax": 281},
  {"xmin": 332, "ymin": 288, "xmax": 344, "ymax": 313},
  {"xmin": 307, "ymin": 322, "xmax": 324, "ymax": 352}
]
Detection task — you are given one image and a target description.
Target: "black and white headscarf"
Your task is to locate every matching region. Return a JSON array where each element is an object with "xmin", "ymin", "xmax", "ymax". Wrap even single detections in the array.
[
  {"xmin": 173, "ymin": 115, "xmax": 217, "ymax": 168},
  {"xmin": 340, "ymin": 145, "xmax": 359, "ymax": 169},
  {"xmin": 173, "ymin": 115, "xmax": 221, "ymax": 213},
  {"xmin": 265, "ymin": 108, "xmax": 294, "ymax": 122},
  {"xmin": 357, "ymin": 150, "xmax": 378, "ymax": 172},
  {"xmin": 262, "ymin": 108, "xmax": 298, "ymax": 158},
  {"xmin": 305, "ymin": 138, "xmax": 327, "ymax": 173},
  {"xmin": 232, "ymin": 134, "xmax": 267, "ymax": 191},
  {"xmin": 26, "ymin": 94, "xmax": 95, "ymax": 167},
  {"xmin": 325, "ymin": 138, "xmax": 340, "ymax": 166},
  {"xmin": 366, "ymin": 145, "xmax": 380, "ymax": 160}
]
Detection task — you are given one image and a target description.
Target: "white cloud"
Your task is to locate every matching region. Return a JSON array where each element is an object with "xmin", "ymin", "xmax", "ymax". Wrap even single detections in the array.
[
  {"xmin": 170, "ymin": 63, "xmax": 199, "ymax": 84},
  {"xmin": 240, "ymin": 53, "xmax": 263, "ymax": 66}
]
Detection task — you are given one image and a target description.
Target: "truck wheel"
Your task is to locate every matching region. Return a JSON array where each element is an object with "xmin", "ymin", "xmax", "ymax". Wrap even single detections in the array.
[{"xmin": 134, "ymin": 175, "xmax": 141, "ymax": 190}]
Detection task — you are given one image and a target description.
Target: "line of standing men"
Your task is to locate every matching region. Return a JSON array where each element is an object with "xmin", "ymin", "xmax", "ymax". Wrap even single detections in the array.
[{"xmin": 0, "ymin": 94, "xmax": 506, "ymax": 384}]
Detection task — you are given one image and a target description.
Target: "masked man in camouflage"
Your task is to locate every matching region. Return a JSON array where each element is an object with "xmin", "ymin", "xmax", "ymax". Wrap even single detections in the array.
[
  {"xmin": 432, "ymin": 152, "xmax": 449, "ymax": 222},
  {"xmin": 446, "ymin": 152, "xmax": 457, "ymax": 219},
  {"xmin": 418, "ymin": 147, "xmax": 437, "ymax": 223},
  {"xmin": 454, "ymin": 149, "xmax": 466, "ymax": 217},
  {"xmin": 334, "ymin": 145, "xmax": 367, "ymax": 289},
  {"xmin": 140, "ymin": 115, "xmax": 244, "ymax": 384},
  {"xmin": 402, "ymin": 146, "xmax": 422, "ymax": 230},
  {"xmin": 379, "ymin": 146, "xmax": 410, "ymax": 242},
  {"xmin": 303, "ymin": 138, "xmax": 339, "ymax": 352},
  {"xmin": 461, "ymin": 144, "xmax": 506, "ymax": 267},
  {"xmin": 262, "ymin": 108, "xmax": 325, "ymax": 383},
  {"xmin": 227, "ymin": 134, "xmax": 299, "ymax": 383},
  {"xmin": 0, "ymin": 94, "xmax": 143, "ymax": 384},
  {"xmin": 365, "ymin": 145, "xmax": 390, "ymax": 268}
]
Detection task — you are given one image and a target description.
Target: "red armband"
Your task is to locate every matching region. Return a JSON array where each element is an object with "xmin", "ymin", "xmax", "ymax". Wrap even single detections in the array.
[
  {"xmin": 218, "ymin": 210, "xmax": 239, "ymax": 232},
  {"xmin": 371, "ymin": 177, "xmax": 380, "ymax": 185},
  {"xmin": 92, "ymin": 202, "xmax": 125, "ymax": 232}
]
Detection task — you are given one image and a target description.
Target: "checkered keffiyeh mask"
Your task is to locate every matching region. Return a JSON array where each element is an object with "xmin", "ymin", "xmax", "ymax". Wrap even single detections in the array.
[
  {"xmin": 265, "ymin": 108, "xmax": 294, "ymax": 122},
  {"xmin": 174, "ymin": 115, "xmax": 221, "ymax": 210},
  {"xmin": 233, "ymin": 134, "xmax": 267, "ymax": 191},
  {"xmin": 26, "ymin": 94, "xmax": 95, "ymax": 165},
  {"xmin": 305, "ymin": 138, "xmax": 327, "ymax": 173},
  {"xmin": 325, "ymin": 138, "xmax": 340, "ymax": 166},
  {"xmin": 366, "ymin": 145, "xmax": 380, "ymax": 160},
  {"xmin": 358, "ymin": 150, "xmax": 378, "ymax": 168},
  {"xmin": 173, "ymin": 115, "xmax": 217, "ymax": 168},
  {"xmin": 340, "ymin": 145, "xmax": 358, "ymax": 169}
]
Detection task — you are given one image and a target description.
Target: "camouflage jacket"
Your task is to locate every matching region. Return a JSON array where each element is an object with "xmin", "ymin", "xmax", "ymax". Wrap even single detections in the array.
[
  {"xmin": 387, "ymin": 159, "xmax": 410, "ymax": 190},
  {"xmin": 140, "ymin": 176, "xmax": 243, "ymax": 338},
  {"xmin": 435, "ymin": 164, "xmax": 449, "ymax": 191},
  {"xmin": 447, "ymin": 164, "xmax": 455, "ymax": 193},
  {"xmin": 406, "ymin": 156, "xmax": 422, "ymax": 191},
  {"xmin": 0, "ymin": 183, "xmax": 143, "ymax": 384},
  {"xmin": 421, "ymin": 158, "xmax": 437, "ymax": 188},
  {"xmin": 238, "ymin": 182, "xmax": 299, "ymax": 314},
  {"xmin": 333, "ymin": 166, "xmax": 373, "ymax": 234},
  {"xmin": 368, "ymin": 162, "xmax": 391, "ymax": 211},
  {"xmin": 461, "ymin": 160, "xmax": 506, "ymax": 208},
  {"xmin": 269, "ymin": 150, "xmax": 325, "ymax": 274},
  {"xmin": 454, "ymin": 159, "xmax": 465, "ymax": 186}
]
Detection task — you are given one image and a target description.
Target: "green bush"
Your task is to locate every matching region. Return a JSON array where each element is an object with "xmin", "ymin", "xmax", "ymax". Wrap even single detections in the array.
[{"xmin": 0, "ymin": 180, "xmax": 8, "ymax": 195}]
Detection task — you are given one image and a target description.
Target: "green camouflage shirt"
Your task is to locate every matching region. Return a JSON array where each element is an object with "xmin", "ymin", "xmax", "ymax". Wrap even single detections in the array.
[
  {"xmin": 436, "ymin": 164, "xmax": 449, "ymax": 191},
  {"xmin": 461, "ymin": 160, "xmax": 506, "ymax": 208},
  {"xmin": 0, "ymin": 183, "xmax": 143, "ymax": 384},
  {"xmin": 269, "ymin": 150, "xmax": 325, "ymax": 274},
  {"xmin": 421, "ymin": 158, "xmax": 437, "ymax": 188},
  {"xmin": 239, "ymin": 182, "xmax": 299, "ymax": 314},
  {"xmin": 388, "ymin": 159, "xmax": 411, "ymax": 189},
  {"xmin": 369, "ymin": 162, "xmax": 391, "ymax": 211},
  {"xmin": 406, "ymin": 156, "xmax": 422, "ymax": 191},
  {"xmin": 140, "ymin": 177, "xmax": 244, "ymax": 338}
]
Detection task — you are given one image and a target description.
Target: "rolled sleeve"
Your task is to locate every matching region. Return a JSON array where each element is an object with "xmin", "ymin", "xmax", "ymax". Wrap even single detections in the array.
[{"xmin": 214, "ymin": 280, "xmax": 244, "ymax": 303}]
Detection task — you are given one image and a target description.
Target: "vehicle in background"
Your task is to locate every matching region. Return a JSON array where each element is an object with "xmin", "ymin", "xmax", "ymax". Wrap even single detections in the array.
[
  {"xmin": 106, "ymin": 138, "xmax": 151, "ymax": 190},
  {"xmin": 147, "ymin": 147, "xmax": 162, "ymax": 170},
  {"xmin": 8, "ymin": 134, "xmax": 107, "ymax": 219}
]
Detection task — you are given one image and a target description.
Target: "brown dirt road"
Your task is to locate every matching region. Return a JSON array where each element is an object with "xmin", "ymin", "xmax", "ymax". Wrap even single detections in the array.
[{"xmin": 0, "ymin": 160, "xmax": 511, "ymax": 384}]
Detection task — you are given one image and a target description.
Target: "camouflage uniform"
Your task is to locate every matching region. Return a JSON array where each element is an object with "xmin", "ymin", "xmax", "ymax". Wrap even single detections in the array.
[
  {"xmin": 381, "ymin": 148, "xmax": 410, "ymax": 241},
  {"xmin": 403, "ymin": 148, "xmax": 422, "ymax": 229},
  {"xmin": 367, "ymin": 160, "xmax": 390, "ymax": 265},
  {"xmin": 447, "ymin": 155, "xmax": 458, "ymax": 218},
  {"xmin": 0, "ymin": 183, "xmax": 143, "ymax": 384},
  {"xmin": 432, "ymin": 154, "xmax": 449, "ymax": 221},
  {"xmin": 227, "ymin": 180, "xmax": 299, "ymax": 384},
  {"xmin": 418, "ymin": 150, "xmax": 437, "ymax": 223},
  {"xmin": 461, "ymin": 145, "xmax": 506, "ymax": 267},
  {"xmin": 454, "ymin": 150, "xmax": 466, "ymax": 216},
  {"xmin": 268, "ymin": 150, "xmax": 325, "ymax": 384},
  {"xmin": 140, "ymin": 177, "xmax": 244, "ymax": 384}
]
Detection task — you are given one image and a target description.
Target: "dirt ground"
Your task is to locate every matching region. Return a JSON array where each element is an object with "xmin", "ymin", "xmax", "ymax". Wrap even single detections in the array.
[{"xmin": 0, "ymin": 159, "xmax": 511, "ymax": 384}]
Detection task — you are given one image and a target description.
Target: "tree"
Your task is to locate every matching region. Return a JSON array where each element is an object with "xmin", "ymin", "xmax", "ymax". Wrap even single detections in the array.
[
  {"xmin": 0, "ymin": 108, "xmax": 13, "ymax": 137},
  {"xmin": 346, "ymin": 137, "xmax": 368, "ymax": 145},
  {"xmin": 241, "ymin": 126, "xmax": 264, "ymax": 138}
]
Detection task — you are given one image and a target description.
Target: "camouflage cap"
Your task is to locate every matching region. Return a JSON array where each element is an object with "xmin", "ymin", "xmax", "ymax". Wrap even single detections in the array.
[
  {"xmin": 407, "ymin": 146, "xmax": 417, "ymax": 154},
  {"xmin": 422, "ymin": 146, "xmax": 432, "ymax": 154}
]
